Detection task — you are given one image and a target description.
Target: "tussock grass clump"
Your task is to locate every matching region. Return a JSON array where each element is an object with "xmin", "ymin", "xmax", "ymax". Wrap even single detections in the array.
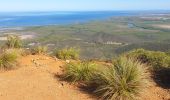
[
  {"xmin": 0, "ymin": 49, "xmax": 19, "ymax": 69},
  {"xmin": 125, "ymin": 49, "xmax": 170, "ymax": 69},
  {"xmin": 31, "ymin": 46, "xmax": 48, "ymax": 55},
  {"xmin": 5, "ymin": 35, "xmax": 22, "ymax": 49},
  {"xmin": 5, "ymin": 49, "xmax": 24, "ymax": 57},
  {"xmin": 19, "ymin": 49, "xmax": 31, "ymax": 56},
  {"xmin": 63, "ymin": 61, "xmax": 96, "ymax": 82},
  {"xmin": 92, "ymin": 57, "xmax": 149, "ymax": 100},
  {"xmin": 55, "ymin": 47, "xmax": 79, "ymax": 60},
  {"xmin": 166, "ymin": 50, "xmax": 170, "ymax": 56}
]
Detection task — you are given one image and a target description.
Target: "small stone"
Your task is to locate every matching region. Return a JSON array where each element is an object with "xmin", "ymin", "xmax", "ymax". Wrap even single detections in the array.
[
  {"xmin": 54, "ymin": 57, "xmax": 58, "ymax": 61},
  {"xmin": 66, "ymin": 60, "xmax": 70, "ymax": 63}
]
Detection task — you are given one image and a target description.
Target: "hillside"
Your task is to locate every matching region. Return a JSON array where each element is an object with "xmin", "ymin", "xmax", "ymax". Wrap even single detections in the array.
[
  {"xmin": 0, "ymin": 55, "xmax": 94, "ymax": 100},
  {"xmin": 2, "ymin": 15, "xmax": 170, "ymax": 59},
  {"xmin": 0, "ymin": 55, "xmax": 169, "ymax": 100}
]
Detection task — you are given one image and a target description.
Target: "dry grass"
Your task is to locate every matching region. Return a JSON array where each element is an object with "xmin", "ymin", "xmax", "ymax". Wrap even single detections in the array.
[
  {"xmin": 0, "ymin": 49, "xmax": 20, "ymax": 69},
  {"xmin": 55, "ymin": 47, "xmax": 80, "ymax": 60},
  {"xmin": 63, "ymin": 61, "xmax": 97, "ymax": 83},
  {"xmin": 31, "ymin": 46, "xmax": 48, "ymax": 55},
  {"xmin": 91, "ymin": 57, "xmax": 149, "ymax": 100}
]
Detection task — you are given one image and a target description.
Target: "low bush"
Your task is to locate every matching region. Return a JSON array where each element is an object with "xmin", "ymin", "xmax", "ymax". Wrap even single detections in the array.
[
  {"xmin": 6, "ymin": 49, "xmax": 25, "ymax": 56},
  {"xmin": 20, "ymin": 49, "xmax": 31, "ymax": 56},
  {"xmin": 125, "ymin": 49, "xmax": 170, "ymax": 69},
  {"xmin": 31, "ymin": 46, "xmax": 48, "ymax": 55},
  {"xmin": 166, "ymin": 50, "xmax": 170, "ymax": 56},
  {"xmin": 92, "ymin": 57, "xmax": 149, "ymax": 100},
  {"xmin": 55, "ymin": 47, "xmax": 79, "ymax": 60},
  {"xmin": 4, "ymin": 35, "xmax": 22, "ymax": 49},
  {"xmin": 63, "ymin": 61, "xmax": 97, "ymax": 82},
  {"xmin": 0, "ymin": 49, "xmax": 19, "ymax": 69}
]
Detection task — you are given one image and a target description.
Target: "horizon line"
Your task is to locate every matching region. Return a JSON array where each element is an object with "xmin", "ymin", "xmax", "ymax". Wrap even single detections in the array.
[{"xmin": 0, "ymin": 9, "xmax": 170, "ymax": 13}]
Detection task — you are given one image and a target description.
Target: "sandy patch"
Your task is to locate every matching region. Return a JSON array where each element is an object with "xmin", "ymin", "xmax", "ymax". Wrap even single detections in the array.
[
  {"xmin": 0, "ymin": 35, "xmax": 34, "ymax": 40},
  {"xmin": 20, "ymin": 35, "xmax": 34, "ymax": 40},
  {"xmin": 153, "ymin": 24, "xmax": 170, "ymax": 29}
]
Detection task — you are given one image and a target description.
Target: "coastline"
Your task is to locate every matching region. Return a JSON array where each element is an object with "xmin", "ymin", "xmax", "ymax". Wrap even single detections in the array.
[{"xmin": 1, "ymin": 11, "xmax": 169, "ymax": 28}]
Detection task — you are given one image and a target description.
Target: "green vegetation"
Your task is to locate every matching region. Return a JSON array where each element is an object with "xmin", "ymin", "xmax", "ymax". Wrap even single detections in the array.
[
  {"xmin": 31, "ymin": 46, "xmax": 48, "ymax": 55},
  {"xmin": 0, "ymin": 49, "xmax": 19, "ymax": 69},
  {"xmin": 0, "ymin": 33, "xmax": 168, "ymax": 100},
  {"xmin": 63, "ymin": 56, "xmax": 149, "ymax": 100},
  {"xmin": 1, "ymin": 16, "xmax": 170, "ymax": 99},
  {"xmin": 4, "ymin": 35, "xmax": 22, "ymax": 49},
  {"xmin": 54, "ymin": 47, "xmax": 80, "ymax": 60},
  {"xmin": 0, "ymin": 35, "xmax": 25, "ymax": 69},
  {"xmin": 63, "ymin": 61, "xmax": 96, "ymax": 82},
  {"xmin": 125, "ymin": 49, "xmax": 170, "ymax": 69},
  {"xmin": 92, "ymin": 57, "xmax": 148, "ymax": 100},
  {"xmin": 21, "ymin": 16, "xmax": 170, "ymax": 59}
]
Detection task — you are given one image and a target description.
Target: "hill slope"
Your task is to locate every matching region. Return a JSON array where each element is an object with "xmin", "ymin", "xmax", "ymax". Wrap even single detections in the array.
[
  {"xmin": 0, "ymin": 55, "xmax": 94, "ymax": 100},
  {"xmin": 0, "ymin": 55, "xmax": 169, "ymax": 100}
]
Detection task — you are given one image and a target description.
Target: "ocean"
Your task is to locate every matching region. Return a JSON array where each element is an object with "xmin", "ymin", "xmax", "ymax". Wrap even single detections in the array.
[{"xmin": 0, "ymin": 11, "xmax": 169, "ymax": 28}]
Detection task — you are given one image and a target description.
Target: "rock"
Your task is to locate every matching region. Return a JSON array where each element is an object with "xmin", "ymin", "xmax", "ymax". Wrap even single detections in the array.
[
  {"xmin": 54, "ymin": 57, "xmax": 58, "ymax": 61},
  {"xmin": 66, "ymin": 60, "xmax": 70, "ymax": 63}
]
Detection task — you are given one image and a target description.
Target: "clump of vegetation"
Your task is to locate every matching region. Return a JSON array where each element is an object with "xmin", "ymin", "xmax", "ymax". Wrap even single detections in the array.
[
  {"xmin": 125, "ymin": 49, "xmax": 170, "ymax": 69},
  {"xmin": 0, "ymin": 49, "xmax": 19, "ymax": 69},
  {"xmin": 63, "ymin": 61, "xmax": 96, "ymax": 82},
  {"xmin": 166, "ymin": 50, "xmax": 170, "ymax": 56},
  {"xmin": 62, "ymin": 56, "xmax": 149, "ymax": 100},
  {"xmin": 31, "ymin": 46, "xmax": 48, "ymax": 55},
  {"xmin": 5, "ymin": 49, "xmax": 24, "ymax": 57},
  {"xmin": 55, "ymin": 47, "xmax": 80, "ymax": 60},
  {"xmin": 20, "ymin": 49, "xmax": 31, "ymax": 56},
  {"xmin": 5, "ymin": 35, "xmax": 22, "ymax": 49},
  {"xmin": 92, "ymin": 57, "xmax": 149, "ymax": 100}
]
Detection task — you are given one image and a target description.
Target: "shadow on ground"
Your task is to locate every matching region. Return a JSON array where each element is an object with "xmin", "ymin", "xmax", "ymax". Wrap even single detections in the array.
[
  {"xmin": 53, "ymin": 73, "xmax": 98, "ymax": 99},
  {"xmin": 153, "ymin": 68, "xmax": 170, "ymax": 89}
]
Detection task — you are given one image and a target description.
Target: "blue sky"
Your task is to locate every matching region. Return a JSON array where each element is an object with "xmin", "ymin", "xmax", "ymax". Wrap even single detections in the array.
[{"xmin": 0, "ymin": 0, "xmax": 170, "ymax": 12}]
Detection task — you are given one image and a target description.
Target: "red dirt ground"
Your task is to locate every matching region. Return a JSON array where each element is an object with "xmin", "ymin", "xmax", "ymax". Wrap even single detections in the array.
[
  {"xmin": 0, "ymin": 55, "xmax": 95, "ymax": 100},
  {"xmin": 0, "ymin": 55, "xmax": 169, "ymax": 100}
]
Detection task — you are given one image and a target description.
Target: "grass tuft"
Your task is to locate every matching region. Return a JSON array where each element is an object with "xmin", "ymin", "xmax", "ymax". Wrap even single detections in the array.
[
  {"xmin": 4, "ymin": 35, "xmax": 22, "ymax": 49},
  {"xmin": 31, "ymin": 46, "xmax": 48, "ymax": 55},
  {"xmin": 0, "ymin": 49, "xmax": 19, "ymax": 69},
  {"xmin": 125, "ymin": 49, "xmax": 170, "ymax": 69},
  {"xmin": 55, "ymin": 47, "xmax": 80, "ymax": 60},
  {"xmin": 92, "ymin": 56, "xmax": 149, "ymax": 100},
  {"xmin": 63, "ymin": 61, "xmax": 96, "ymax": 83}
]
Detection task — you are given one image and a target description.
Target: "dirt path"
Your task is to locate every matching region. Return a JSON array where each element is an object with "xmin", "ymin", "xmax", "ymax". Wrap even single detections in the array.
[
  {"xmin": 141, "ymin": 82, "xmax": 170, "ymax": 100},
  {"xmin": 0, "ymin": 55, "xmax": 95, "ymax": 100}
]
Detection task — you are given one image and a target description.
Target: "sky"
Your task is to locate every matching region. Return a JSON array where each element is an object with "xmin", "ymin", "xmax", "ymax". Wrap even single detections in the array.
[{"xmin": 0, "ymin": 0, "xmax": 170, "ymax": 12}]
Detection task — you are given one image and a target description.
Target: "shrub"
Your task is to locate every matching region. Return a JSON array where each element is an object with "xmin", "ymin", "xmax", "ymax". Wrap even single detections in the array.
[
  {"xmin": 166, "ymin": 50, "xmax": 170, "ymax": 56},
  {"xmin": 92, "ymin": 57, "xmax": 149, "ymax": 100},
  {"xmin": 5, "ymin": 49, "xmax": 23, "ymax": 57},
  {"xmin": 125, "ymin": 49, "xmax": 170, "ymax": 69},
  {"xmin": 31, "ymin": 46, "xmax": 48, "ymax": 55},
  {"xmin": 5, "ymin": 35, "xmax": 22, "ymax": 49},
  {"xmin": 0, "ymin": 49, "xmax": 19, "ymax": 69},
  {"xmin": 22, "ymin": 49, "xmax": 32, "ymax": 56},
  {"xmin": 55, "ymin": 47, "xmax": 79, "ymax": 60},
  {"xmin": 63, "ymin": 61, "xmax": 96, "ymax": 82}
]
